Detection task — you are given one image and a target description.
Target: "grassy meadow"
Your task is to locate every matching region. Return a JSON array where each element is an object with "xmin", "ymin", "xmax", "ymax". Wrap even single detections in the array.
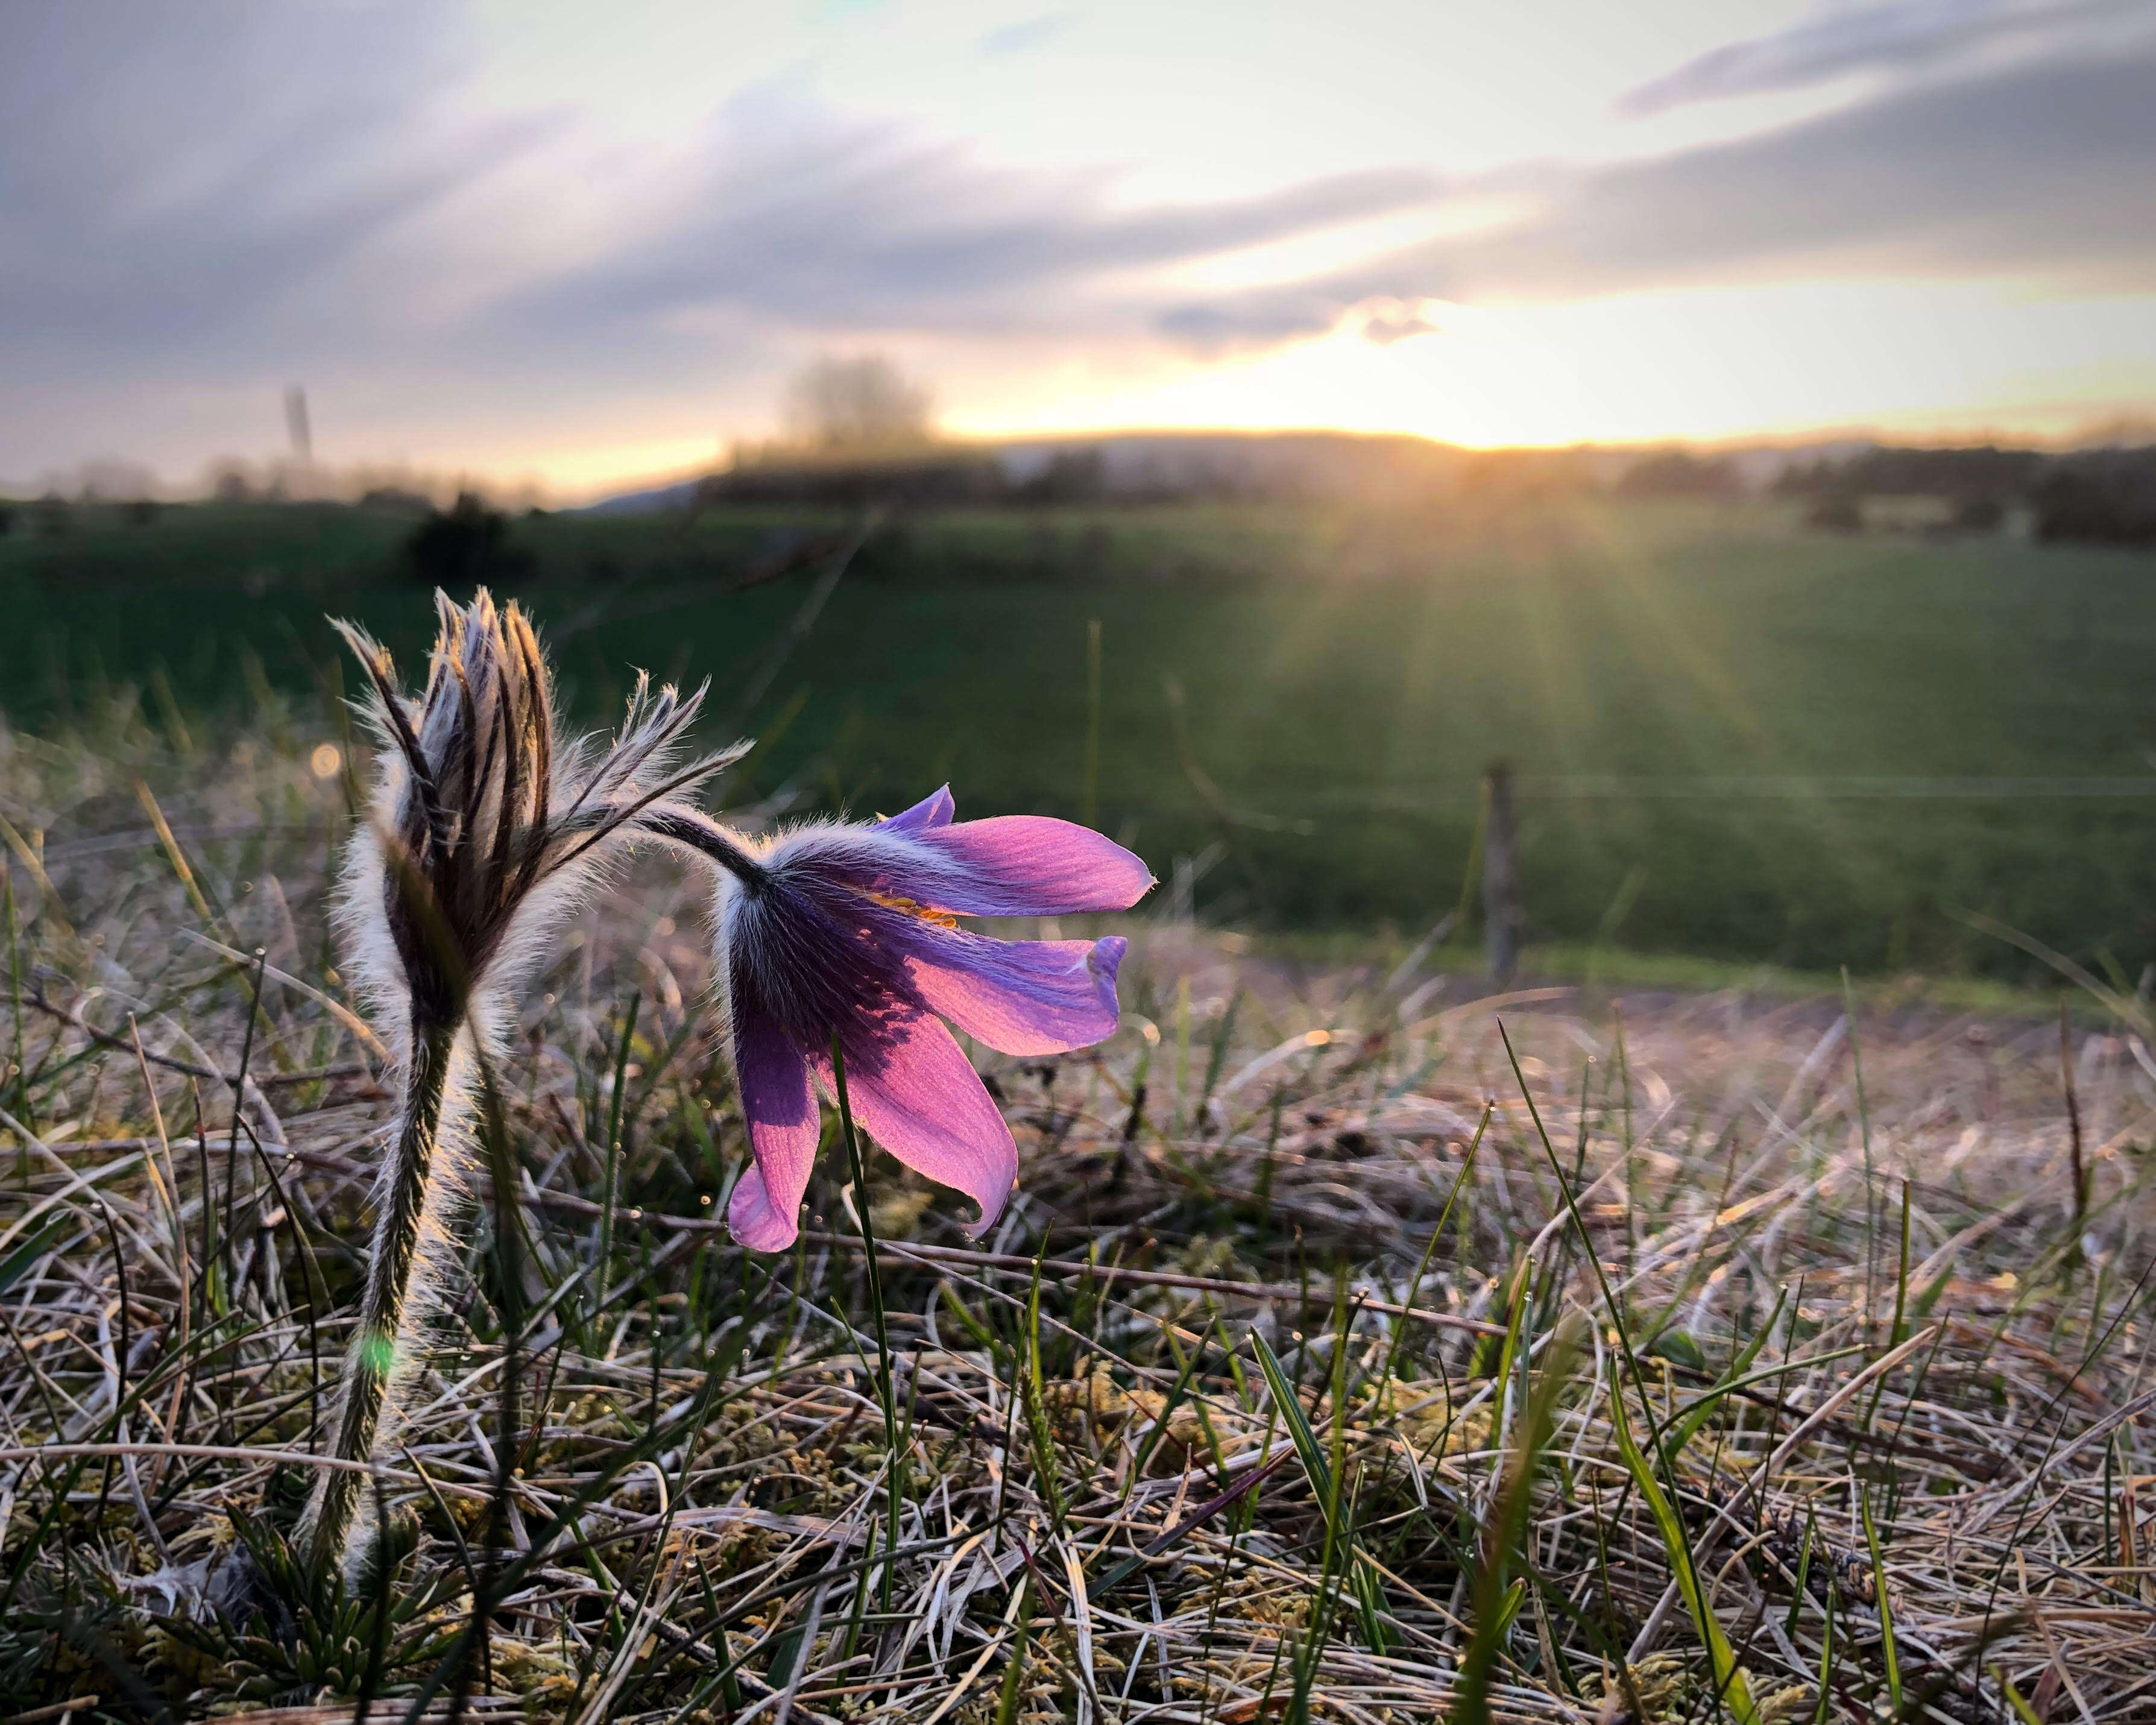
[
  {"xmin": 0, "ymin": 711, "xmax": 2149, "ymax": 1721},
  {"xmin": 0, "ymin": 514, "xmax": 2151, "ymax": 1721},
  {"xmin": 5, "ymin": 495, "xmax": 2155, "ymax": 983}
]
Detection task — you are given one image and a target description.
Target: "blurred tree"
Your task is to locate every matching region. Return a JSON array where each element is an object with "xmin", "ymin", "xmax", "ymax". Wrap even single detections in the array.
[
  {"xmin": 1616, "ymin": 449, "xmax": 1741, "ymax": 499},
  {"xmin": 2034, "ymin": 452, "xmax": 2156, "ymax": 547},
  {"xmin": 74, "ymin": 457, "xmax": 159, "ymax": 502},
  {"xmin": 783, "ymin": 355, "xmax": 934, "ymax": 453},
  {"xmin": 405, "ymin": 493, "xmax": 534, "ymax": 587},
  {"xmin": 1013, "ymin": 447, "xmax": 1106, "ymax": 505}
]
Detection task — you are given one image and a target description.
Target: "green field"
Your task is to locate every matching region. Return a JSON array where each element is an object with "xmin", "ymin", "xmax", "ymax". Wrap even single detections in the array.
[{"xmin": 4, "ymin": 495, "xmax": 2153, "ymax": 979}]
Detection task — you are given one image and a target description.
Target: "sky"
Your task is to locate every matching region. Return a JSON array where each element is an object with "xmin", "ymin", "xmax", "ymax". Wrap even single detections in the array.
[{"xmin": 6, "ymin": 0, "xmax": 2155, "ymax": 497}]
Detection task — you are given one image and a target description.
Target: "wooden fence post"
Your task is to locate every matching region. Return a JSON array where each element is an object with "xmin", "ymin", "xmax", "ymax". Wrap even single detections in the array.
[{"xmin": 1483, "ymin": 760, "xmax": 1522, "ymax": 986}]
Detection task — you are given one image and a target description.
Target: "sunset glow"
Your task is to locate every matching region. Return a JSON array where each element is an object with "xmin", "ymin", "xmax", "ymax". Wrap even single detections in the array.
[{"xmin": 8, "ymin": 0, "xmax": 2152, "ymax": 496}]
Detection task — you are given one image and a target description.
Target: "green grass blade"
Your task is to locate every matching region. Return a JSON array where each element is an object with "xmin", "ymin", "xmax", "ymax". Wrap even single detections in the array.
[
  {"xmin": 1250, "ymin": 1326, "xmax": 1388, "ymax": 1651},
  {"xmin": 1607, "ymin": 1380, "xmax": 1762, "ymax": 1725},
  {"xmin": 1859, "ymin": 1486, "xmax": 1902, "ymax": 1717}
]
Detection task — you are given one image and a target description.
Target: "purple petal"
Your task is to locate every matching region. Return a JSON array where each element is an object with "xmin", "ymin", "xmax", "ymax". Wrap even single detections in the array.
[
  {"xmin": 820, "ymin": 1012, "xmax": 1016, "ymax": 1238},
  {"xmin": 875, "ymin": 785, "xmax": 956, "ymax": 834},
  {"xmin": 725, "ymin": 992, "xmax": 821, "ymax": 1252},
  {"xmin": 908, "ymin": 817, "xmax": 1153, "ymax": 915},
  {"xmin": 904, "ymin": 932, "xmax": 1126, "ymax": 1057}
]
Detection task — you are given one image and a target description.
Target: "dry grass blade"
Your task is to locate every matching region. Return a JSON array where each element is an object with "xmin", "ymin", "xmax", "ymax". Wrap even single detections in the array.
[{"xmin": 0, "ymin": 711, "xmax": 2149, "ymax": 1724}]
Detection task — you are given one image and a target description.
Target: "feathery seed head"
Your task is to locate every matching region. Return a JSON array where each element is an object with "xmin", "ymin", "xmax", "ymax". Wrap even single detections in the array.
[
  {"xmin": 335, "ymin": 590, "xmax": 551, "ymax": 1024},
  {"xmin": 333, "ymin": 587, "xmax": 743, "ymax": 1027},
  {"xmin": 309, "ymin": 587, "xmax": 745, "ymax": 1581}
]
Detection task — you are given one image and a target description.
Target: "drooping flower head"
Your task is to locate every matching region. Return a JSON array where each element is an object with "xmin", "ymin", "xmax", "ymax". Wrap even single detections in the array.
[
  {"xmin": 333, "ymin": 588, "xmax": 740, "ymax": 1029},
  {"xmin": 678, "ymin": 787, "xmax": 1152, "ymax": 1250}
]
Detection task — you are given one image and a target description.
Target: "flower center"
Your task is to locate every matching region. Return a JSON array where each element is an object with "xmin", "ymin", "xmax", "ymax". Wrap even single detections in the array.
[{"xmin": 863, "ymin": 889, "xmax": 960, "ymax": 930}]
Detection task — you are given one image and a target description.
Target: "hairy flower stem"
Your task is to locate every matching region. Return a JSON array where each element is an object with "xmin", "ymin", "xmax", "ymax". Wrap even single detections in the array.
[
  {"xmin": 306, "ymin": 1014, "xmax": 461, "ymax": 1576},
  {"xmin": 637, "ymin": 804, "xmax": 769, "ymax": 896}
]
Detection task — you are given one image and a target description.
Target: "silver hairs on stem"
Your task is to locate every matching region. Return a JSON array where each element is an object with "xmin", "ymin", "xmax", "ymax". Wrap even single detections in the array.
[{"xmin": 301, "ymin": 588, "xmax": 744, "ymax": 1578}]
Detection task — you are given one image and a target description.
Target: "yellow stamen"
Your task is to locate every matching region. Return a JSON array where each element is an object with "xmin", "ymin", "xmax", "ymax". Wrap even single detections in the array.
[{"xmin": 865, "ymin": 889, "xmax": 960, "ymax": 929}]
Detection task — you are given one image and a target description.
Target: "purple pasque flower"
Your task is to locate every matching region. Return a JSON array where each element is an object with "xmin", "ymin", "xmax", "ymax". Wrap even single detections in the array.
[{"xmin": 699, "ymin": 786, "xmax": 1152, "ymax": 1251}]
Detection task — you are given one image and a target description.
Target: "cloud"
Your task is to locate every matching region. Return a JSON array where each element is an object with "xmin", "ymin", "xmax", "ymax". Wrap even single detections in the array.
[
  {"xmin": 1616, "ymin": 0, "xmax": 2145, "ymax": 115},
  {"xmin": 1358, "ymin": 301, "xmax": 1445, "ymax": 345},
  {"xmin": 1161, "ymin": 290, "xmax": 1443, "ymax": 355},
  {"xmin": 0, "ymin": 0, "xmax": 553, "ymax": 384},
  {"xmin": 1469, "ymin": 44, "xmax": 2156, "ymax": 295},
  {"xmin": 508, "ymin": 91, "xmax": 1443, "ymax": 343},
  {"xmin": 1156, "ymin": 285, "xmax": 1384, "ymax": 355},
  {"xmin": 7, "ymin": 0, "xmax": 2151, "ymax": 480},
  {"xmin": 0, "ymin": 8, "xmax": 1446, "ymax": 473},
  {"xmin": 1162, "ymin": 42, "xmax": 2156, "ymax": 346},
  {"xmin": 978, "ymin": 11, "xmax": 1076, "ymax": 55}
]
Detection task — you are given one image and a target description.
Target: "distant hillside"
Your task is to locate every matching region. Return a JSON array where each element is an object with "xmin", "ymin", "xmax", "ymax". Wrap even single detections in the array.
[
  {"xmin": 580, "ymin": 478, "xmax": 701, "ymax": 514},
  {"xmin": 585, "ymin": 429, "xmax": 1581, "ymax": 512},
  {"xmin": 576, "ymin": 428, "xmax": 2156, "ymax": 548}
]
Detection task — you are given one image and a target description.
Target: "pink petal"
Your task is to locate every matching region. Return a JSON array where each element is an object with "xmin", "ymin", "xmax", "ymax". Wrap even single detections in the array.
[
  {"xmin": 725, "ymin": 995, "xmax": 821, "ymax": 1252},
  {"xmin": 727, "ymin": 1164, "xmax": 798, "ymax": 1254},
  {"xmin": 821, "ymin": 1013, "xmax": 1017, "ymax": 1238},
  {"xmin": 906, "ymin": 933, "xmax": 1126, "ymax": 1057},
  {"xmin": 912, "ymin": 817, "xmax": 1153, "ymax": 915},
  {"xmin": 875, "ymin": 785, "xmax": 956, "ymax": 834}
]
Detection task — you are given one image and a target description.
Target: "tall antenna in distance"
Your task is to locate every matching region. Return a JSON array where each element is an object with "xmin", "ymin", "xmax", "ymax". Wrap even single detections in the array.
[{"xmin": 285, "ymin": 384, "xmax": 314, "ymax": 468}]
